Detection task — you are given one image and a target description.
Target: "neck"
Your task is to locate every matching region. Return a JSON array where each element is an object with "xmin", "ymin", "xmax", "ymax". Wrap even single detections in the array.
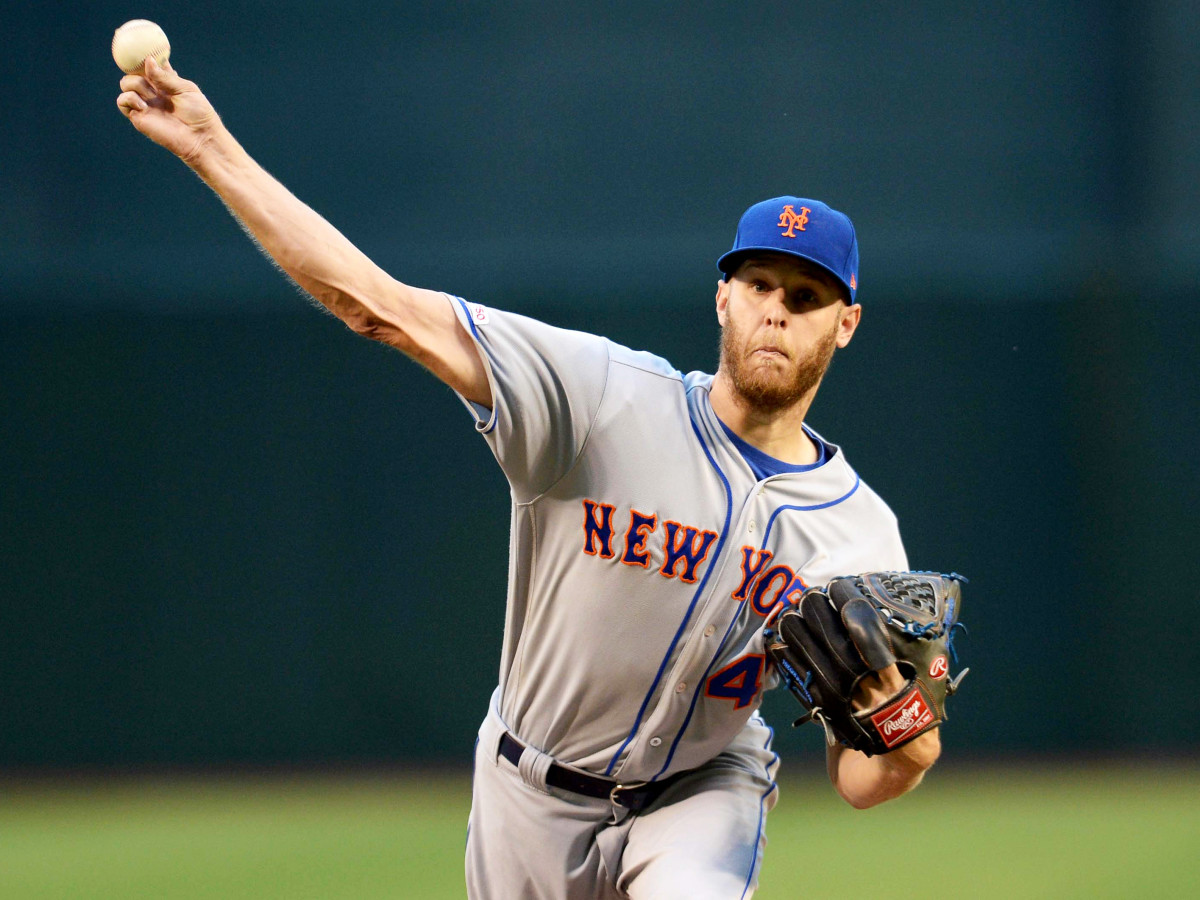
[{"xmin": 709, "ymin": 370, "xmax": 821, "ymax": 465}]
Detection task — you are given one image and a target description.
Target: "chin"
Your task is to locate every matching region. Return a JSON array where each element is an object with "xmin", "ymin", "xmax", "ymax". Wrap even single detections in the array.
[{"xmin": 737, "ymin": 377, "xmax": 803, "ymax": 411}]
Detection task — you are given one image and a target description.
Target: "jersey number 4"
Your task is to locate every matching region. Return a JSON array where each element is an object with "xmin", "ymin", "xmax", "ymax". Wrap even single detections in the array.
[{"xmin": 705, "ymin": 654, "xmax": 764, "ymax": 710}]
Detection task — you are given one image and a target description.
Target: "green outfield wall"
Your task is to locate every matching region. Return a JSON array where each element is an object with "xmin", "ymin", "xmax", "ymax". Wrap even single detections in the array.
[{"xmin": 2, "ymin": 291, "xmax": 1196, "ymax": 766}]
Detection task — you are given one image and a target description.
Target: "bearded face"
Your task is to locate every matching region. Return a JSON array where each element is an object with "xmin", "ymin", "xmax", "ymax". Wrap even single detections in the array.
[{"xmin": 718, "ymin": 310, "xmax": 840, "ymax": 413}]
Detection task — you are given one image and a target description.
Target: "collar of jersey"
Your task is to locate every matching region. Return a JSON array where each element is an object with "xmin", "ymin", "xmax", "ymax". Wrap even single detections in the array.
[{"xmin": 716, "ymin": 418, "xmax": 830, "ymax": 479}]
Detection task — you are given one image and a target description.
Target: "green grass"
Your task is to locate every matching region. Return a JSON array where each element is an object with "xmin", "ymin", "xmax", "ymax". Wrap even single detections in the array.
[
  {"xmin": 1, "ymin": 764, "xmax": 1196, "ymax": 898},
  {"xmin": 760, "ymin": 764, "xmax": 1200, "ymax": 899},
  {"xmin": 0, "ymin": 774, "xmax": 472, "ymax": 899}
]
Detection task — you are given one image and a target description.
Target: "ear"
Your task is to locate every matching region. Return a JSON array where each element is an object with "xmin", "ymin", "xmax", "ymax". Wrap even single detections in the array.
[
  {"xmin": 835, "ymin": 303, "xmax": 862, "ymax": 348},
  {"xmin": 715, "ymin": 279, "xmax": 730, "ymax": 326}
]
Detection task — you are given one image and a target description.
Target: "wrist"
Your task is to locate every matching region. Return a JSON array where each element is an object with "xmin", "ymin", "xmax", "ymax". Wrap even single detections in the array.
[
  {"xmin": 881, "ymin": 726, "xmax": 941, "ymax": 774},
  {"xmin": 184, "ymin": 117, "xmax": 236, "ymax": 174}
]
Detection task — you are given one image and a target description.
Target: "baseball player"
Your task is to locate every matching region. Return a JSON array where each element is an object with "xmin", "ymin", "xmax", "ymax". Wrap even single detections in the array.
[{"xmin": 118, "ymin": 57, "xmax": 942, "ymax": 898}]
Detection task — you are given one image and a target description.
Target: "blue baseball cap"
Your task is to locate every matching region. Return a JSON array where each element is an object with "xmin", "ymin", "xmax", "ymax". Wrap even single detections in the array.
[{"xmin": 717, "ymin": 196, "xmax": 860, "ymax": 302}]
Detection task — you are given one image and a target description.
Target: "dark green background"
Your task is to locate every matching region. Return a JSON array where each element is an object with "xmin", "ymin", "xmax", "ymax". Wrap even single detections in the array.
[{"xmin": 2, "ymin": 1, "xmax": 1197, "ymax": 768}]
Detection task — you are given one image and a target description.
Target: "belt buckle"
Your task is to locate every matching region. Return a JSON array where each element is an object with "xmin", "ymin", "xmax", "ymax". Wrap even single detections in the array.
[{"xmin": 610, "ymin": 780, "xmax": 648, "ymax": 809}]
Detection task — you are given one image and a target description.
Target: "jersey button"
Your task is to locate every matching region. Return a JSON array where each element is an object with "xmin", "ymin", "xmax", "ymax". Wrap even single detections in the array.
[
  {"xmin": 748, "ymin": 520, "xmax": 756, "ymax": 533},
  {"xmin": 649, "ymin": 736, "xmax": 662, "ymax": 747},
  {"xmin": 675, "ymin": 682, "xmax": 687, "ymax": 693},
  {"xmin": 703, "ymin": 625, "xmax": 716, "ymax": 637}
]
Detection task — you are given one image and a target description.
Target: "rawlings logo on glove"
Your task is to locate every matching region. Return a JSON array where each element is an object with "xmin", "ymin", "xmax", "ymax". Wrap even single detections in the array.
[
  {"xmin": 764, "ymin": 572, "xmax": 969, "ymax": 756},
  {"xmin": 872, "ymin": 690, "xmax": 934, "ymax": 747}
]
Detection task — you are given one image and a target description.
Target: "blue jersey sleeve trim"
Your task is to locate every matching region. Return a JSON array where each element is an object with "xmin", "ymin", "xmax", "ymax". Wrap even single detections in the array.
[
  {"xmin": 603, "ymin": 413, "xmax": 734, "ymax": 778},
  {"xmin": 452, "ymin": 296, "xmax": 498, "ymax": 435}
]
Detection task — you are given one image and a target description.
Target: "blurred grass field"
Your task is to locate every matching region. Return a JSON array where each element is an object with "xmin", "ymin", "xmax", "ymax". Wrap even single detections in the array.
[{"xmin": 2, "ymin": 762, "xmax": 1196, "ymax": 899}]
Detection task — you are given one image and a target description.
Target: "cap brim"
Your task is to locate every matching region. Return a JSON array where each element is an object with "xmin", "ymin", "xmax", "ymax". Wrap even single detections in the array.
[{"xmin": 716, "ymin": 247, "xmax": 854, "ymax": 300}]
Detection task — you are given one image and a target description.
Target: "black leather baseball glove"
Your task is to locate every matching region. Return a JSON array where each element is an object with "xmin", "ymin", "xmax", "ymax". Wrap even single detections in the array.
[{"xmin": 764, "ymin": 572, "xmax": 968, "ymax": 756}]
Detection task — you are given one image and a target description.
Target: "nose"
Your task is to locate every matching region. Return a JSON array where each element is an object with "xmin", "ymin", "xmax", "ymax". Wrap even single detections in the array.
[{"xmin": 763, "ymin": 289, "xmax": 789, "ymax": 327}]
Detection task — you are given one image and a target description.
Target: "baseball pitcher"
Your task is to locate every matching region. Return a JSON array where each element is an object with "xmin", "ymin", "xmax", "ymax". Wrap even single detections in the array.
[{"xmin": 117, "ymin": 54, "xmax": 967, "ymax": 899}]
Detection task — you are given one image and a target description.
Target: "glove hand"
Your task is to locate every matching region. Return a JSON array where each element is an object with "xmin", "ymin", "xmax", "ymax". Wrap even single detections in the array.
[{"xmin": 765, "ymin": 571, "xmax": 968, "ymax": 756}]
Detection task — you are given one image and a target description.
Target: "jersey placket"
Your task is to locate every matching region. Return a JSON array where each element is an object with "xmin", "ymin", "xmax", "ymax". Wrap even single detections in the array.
[{"xmin": 614, "ymin": 480, "xmax": 768, "ymax": 778}]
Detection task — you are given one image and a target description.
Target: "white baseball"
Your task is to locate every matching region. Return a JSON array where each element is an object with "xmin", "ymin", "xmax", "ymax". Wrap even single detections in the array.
[{"xmin": 112, "ymin": 20, "xmax": 171, "ymax": 75}]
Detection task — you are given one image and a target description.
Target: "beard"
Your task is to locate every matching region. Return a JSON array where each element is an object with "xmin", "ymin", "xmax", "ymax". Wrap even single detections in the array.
[{"xmin": 719, "ymin": 316, "xmax": 840, "ymax": 414}]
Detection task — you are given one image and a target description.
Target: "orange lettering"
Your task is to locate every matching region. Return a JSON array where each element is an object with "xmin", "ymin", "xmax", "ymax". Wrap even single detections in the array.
[{"xmin": 777, "ymin": 204, "xmax": 810, "ymax": 238}]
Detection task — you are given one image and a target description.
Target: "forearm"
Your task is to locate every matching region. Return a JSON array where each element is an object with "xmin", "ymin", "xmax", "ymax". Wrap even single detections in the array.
[
  {"xmin": 187, "ymin": 123, "xmax": 405, "ymax": 336},
  {"xmin": 118, "ymin": 58, "xmax": 490, "ymax": 403},
  {"xmin": 184, "ymin": 122, "xmax": 488, "ymax": 399},
  {"xmin": 826, "ymin": 728, "xmax": 940, "ymax": 809}
]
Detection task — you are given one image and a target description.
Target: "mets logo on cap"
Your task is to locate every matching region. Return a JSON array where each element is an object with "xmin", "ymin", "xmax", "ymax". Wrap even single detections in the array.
[{"xmin": 777, "ymin": 204, "xmax": 810, "ymax": 237}]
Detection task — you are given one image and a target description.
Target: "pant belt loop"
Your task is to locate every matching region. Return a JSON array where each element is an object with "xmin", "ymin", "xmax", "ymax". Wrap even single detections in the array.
[{"xmin": 517, "ymin": 744, "xmax": 556, "ymax": 794}]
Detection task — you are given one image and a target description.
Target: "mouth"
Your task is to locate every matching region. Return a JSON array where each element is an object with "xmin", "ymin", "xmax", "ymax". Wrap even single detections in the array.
[{"xmin": 750, "ymin": 345, "xmax": 789, "ymax": 360}]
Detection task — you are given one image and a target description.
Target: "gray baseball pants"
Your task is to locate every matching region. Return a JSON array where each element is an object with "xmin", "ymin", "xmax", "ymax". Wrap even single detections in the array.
[{"xmin": 465, "ymin": 693, "xmax": 780, "ymax": 899}]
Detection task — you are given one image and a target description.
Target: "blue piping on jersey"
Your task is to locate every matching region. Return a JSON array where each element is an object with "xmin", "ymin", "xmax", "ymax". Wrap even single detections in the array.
[
  {"xmin": 604, "ymin": 411, "xmax": 734, "ymax": 777},
  {"xmin": 653, "ymin": 583, "xmax": 746, "ymax": 778},
  {"xmin": 759, "ymin": 474, "xmax": 861, "ymax": 546},
  {"xmin": 455, "ymin": 297, "xmax": 479, "ymax": 334},
  {"xmin": 453, "ymin": 296, "xmax": 498, "ymax": 435},
  {"xmin": 654, "ymin": 474, "xmax": 862, "ymax": 778},
  {"xmin": 741, "ymin": 721, "xmax": 779, "ymax": 900}
]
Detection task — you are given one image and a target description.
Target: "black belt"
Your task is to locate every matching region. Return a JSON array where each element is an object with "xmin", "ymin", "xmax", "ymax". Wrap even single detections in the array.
[{"xmin": 498, "ymin": 731, "xmax": 680, "ymax": 813}]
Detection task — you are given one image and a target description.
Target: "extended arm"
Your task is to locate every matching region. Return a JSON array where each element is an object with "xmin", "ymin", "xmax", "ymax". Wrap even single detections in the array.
[
  {"xmin": 116, "ymin": 57, "xmax": 490, "ymax": 406},
  {"xmin": 825, "ymin": 666, "xmax": 941, "ymax": 809}
]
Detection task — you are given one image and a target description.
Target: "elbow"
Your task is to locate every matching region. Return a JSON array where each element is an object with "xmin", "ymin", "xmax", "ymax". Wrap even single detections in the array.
[
  {"xmin": 835, "ymin": 729, "xmax": 942, "ymax": 810},
  {"xmin": 840, "ymin": 789, "xmax": 884, "ymax": 811},
  {"xmin": 344, "ymin": 306, "xmax": 407, "ymax": 349},
  {"xmin": 836, "ymin": 766, "xmax": 928, "ymax": 811},
  {"xmin": 302, "ymin": 281, "xmax": 404, "ymax": 349},
  {"xmin": 833, "ymin": 774, "xmax": 894, "ymax": 809},
  {"xmin": 351, "ymin": 313, "xmax": 395, "ymax": 343}
]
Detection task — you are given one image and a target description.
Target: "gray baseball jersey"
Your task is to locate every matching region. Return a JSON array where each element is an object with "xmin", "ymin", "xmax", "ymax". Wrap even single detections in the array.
[{"xmin": 450, "ymin": 298, "xmax": 907, "ymax": 897}]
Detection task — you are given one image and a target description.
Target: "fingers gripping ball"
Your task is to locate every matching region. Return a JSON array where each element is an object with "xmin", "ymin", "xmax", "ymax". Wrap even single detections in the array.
[
  {"xmin": 112, "ymin": 20, "xmax": 170, "ymax": 74},
  {"xmin": 764, "ymin": 572, "xmax": 969, "ymax": 756}
]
